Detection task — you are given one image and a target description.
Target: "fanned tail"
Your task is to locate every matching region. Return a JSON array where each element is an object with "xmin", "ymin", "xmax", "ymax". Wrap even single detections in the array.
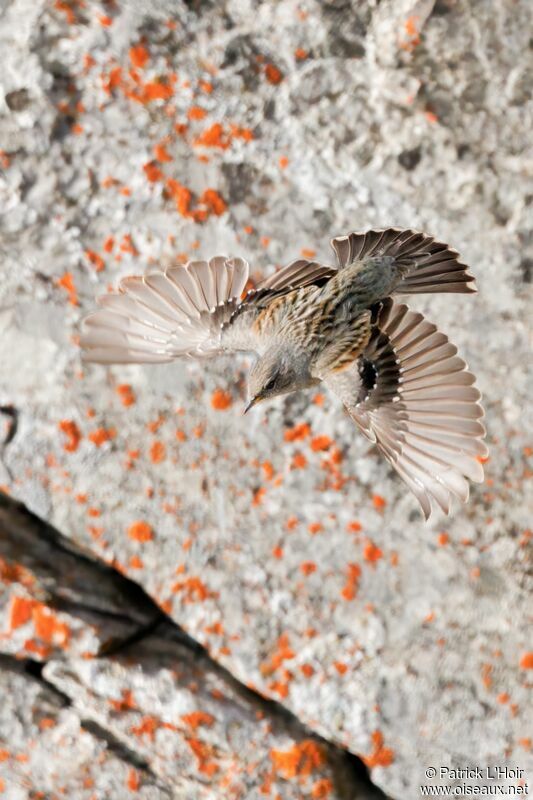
[{"xmin": 330, "ymin": 227, "xmax": 477, "ymax": 295}]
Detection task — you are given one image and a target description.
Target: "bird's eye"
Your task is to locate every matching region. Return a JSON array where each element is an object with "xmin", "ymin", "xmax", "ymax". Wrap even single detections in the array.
[{"xmin": 264, "ymin": 377, "xmax": 276, "ymax": 392}]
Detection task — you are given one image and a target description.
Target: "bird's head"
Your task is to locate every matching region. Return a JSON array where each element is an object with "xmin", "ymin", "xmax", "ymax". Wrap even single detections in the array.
[{"xmin": 245, "ymin": 345, "xmax": 315, "ymax": 413}]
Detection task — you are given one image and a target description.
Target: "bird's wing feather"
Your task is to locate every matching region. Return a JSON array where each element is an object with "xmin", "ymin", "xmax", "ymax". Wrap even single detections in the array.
[
  {"xmin": 324, "ymin": 299, "xmax": 487, "ymax": 518},
  {"xmin": 81, "ymin": 256, "xmax": 255, "ymax": 363},
  {"xmin": 330, "ymin": 227, "xmax": 477, "ymax": 295},
  {"xmin": 258, "ymin": 258, "xmax": 336, "ymax": 291}
]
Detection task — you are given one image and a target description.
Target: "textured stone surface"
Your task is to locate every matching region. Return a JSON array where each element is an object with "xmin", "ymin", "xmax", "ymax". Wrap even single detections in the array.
[
  {"xmin": 43, "ymin": 631, "xmax": 373, "ymax": 799},
  {"xmin": 0, "ymin": 0, "xmax": 532, "ymax": 797},
  {"xmin": 0, "ymin": 497, "xmax": 377, "ymax": 800},
  {"xmin": 0, "ymin": 658, "xmax": 173, "ymax": 799},
  {"xmin": 0, "ymin": 495, "xmax": 159, "ymax": 660}
]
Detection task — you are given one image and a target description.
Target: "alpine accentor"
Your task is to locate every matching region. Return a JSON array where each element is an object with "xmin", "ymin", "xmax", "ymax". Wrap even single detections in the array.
[{"xmin": 81, "ymin": 227, "xmax": 487, "ymax": 518}]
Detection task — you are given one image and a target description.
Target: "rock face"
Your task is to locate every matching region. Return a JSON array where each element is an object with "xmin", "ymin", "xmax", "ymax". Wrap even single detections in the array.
[{"xmin": 0, "ymin": 0, "xmax": 531, "ymax": 798}]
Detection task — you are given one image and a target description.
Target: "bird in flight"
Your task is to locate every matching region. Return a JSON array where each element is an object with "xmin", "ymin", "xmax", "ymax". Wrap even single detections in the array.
[{"xmin": 81, "ymin": 227, "xmax": 487, "ymax": 518}]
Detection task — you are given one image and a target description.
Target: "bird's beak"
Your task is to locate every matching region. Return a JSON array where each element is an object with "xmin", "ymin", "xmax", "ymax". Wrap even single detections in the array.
[{"xmin": 243, "ymin": 395, "xmax": 259, "ymax": 414}]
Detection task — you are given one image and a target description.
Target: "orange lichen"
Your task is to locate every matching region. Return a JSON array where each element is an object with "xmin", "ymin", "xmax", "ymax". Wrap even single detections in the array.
[
  {"xmin": 279, "ymin": 156, "xmax": 289, "ymax": 169},
  {"xmin": 181, "ymin": 711, "xmax": 215, "ymax": 730},
  {"xmin": 110, "ymin": 689, "xmax": 137, "ymax": 713},
  {"xmin": 308, "ymin": 522, "xmax": 323, "ymax": 535},
  {"xmin": 9, "ymin": 596, "xmax": 35, "ymax": 630},
  {"xmin": 129, "ymin": 44, "xmax": 149, "ymax": 69},
  {"xmin": 300, "ymin": 663, "xmax": 314, "ymax": 678},
  {"xmin": 88, "ymin": 427, "xmax": 116, "ymax": 447},
  {"xmin": 154, "ymin": 142, "xmax": 172, "ymax": 162},
  {"xmin": 272, "ymin": 545, "xmax": 283, "ymax": 559},
  {"xmin": 399, "ymin": 15, "xmax": 421, "ymax": 51},
  {"xmin": 33, "ymin": 605, "xmax": 70, "ymax": 646},
  {"xmin": 127, "ymin": 768, "xmax": 140, "ymax": 791},
  {"xmin": 187, "ymin": 737, "xmax": 219, "ymax": 776},
  {"xmin": 58, "ymin": 419, "xmax": 82, "ymax": 452},
  {"xmin": 188, "ymin": 106, "xmax": 207, "ymax": 121},
  {"xmin": 166, "ymin": 178, "xmax": 193, "ymax": 216},
  {"xmin": 85, "ymin": 249, "xmax": 105, "ymax": 272},
  {"xmin": 130, "ymin": 716, "xmax": 160, "ymax": 740},
  {"xmin": 143, "ymin": 161, "xmax": 164, "ymax": 182},
  {"xmin": 341, "ymin": 563, "xmax": 361, "ymax": 601},
  {"xmin": 311, "ymin": 778, "xmax": 334, "ymax": 798},
  {"xmin": 301, "ymin": 248, "xmax": 316, "ymax": 259},
  {"xmin": 519, "ymin": 652, "xmax": 533, "ymax": 670},
  {"xmin": 211, "ymin": 388, "xmax": 232, "ymax": 410},
  {"xmin": 284, "ymin": 422, "xmax": 310, "ymax": 442},
  {"xmin": 295, "ymin": 48, "xmax": 308, "ymax": 61},
  {"xmin": 252, "ymin": 487, "xmax": 266, "ymax": 506},
  {"xmin": 199, "ymin": 189, "xmax": 227, "ymax": 216},
  {"xmin": 54, "ymin": 0, "xmax": 78, "ymax": 24},
  {"xmin": 230, "ymin": 124, "xmax": 254, "ymax": 141},
  {"xmin": 261, "ymin": 633, "xmax": 295, "ymax": 678},
  {"xmin": 142, "ymin": 81, "xmax": 174, "ymax": 102},
  {"xmin": 372, "ymin": 494, "xmax": 386, "ymax": 511},
  {"xmin": 98, "ymin": 14, "xmax": 113, "ymax": 26},
  {"xmin": 291, "ymin": 452, "xmax": 307, "ymax": 469},
  {"xmin": 194, "ymin": 123, "xmax": 230, "ymax": 149},
  {"xmin": 268, "ymin": 678, "xmax": 290, "ymax": 698},
  {"xmin": 199, "ymin": 80, "xmax": 213, "ymax": 94},
  {"xmin": 265, "ymin": 64, "xmax": 283, "ymax": 85},
  {"xmin": 172, "ymin": 576, "xmax": 218, "ymax": 602},
  {"xmin": 103, "ymin": 235, "xmax": 115, "ymax": 253},
  {"xmin": 362, "ymin": 730, "xmax": 394, "ymax": 768},
  {"xmin": 300, "ymin": 561, "xmax": 317, "ymax": 576},
  {"xmin": 363, "ymin": 539, "xmax": 383, "ymax": 563},
  {"xmin": 270, "ymin": 740, "xmax": 325, "ymax": 778},
  {"xmin": 116, "ymin": 384, "xmax": 136, "ymax": 407},
  {"xmin": 128, "ymin": 521, "xmax": 154, "ymax": 542},
  {"xmin": 0, "ymin": 558, "xmax": 34, "ymax": 589},
  {"xmin": 310, "ymin": 435, "xmax": 332, "ymax": 452},
  {"xmin": 57, "ymin": 272, "xmax": 78, "ymax": 305},
  {"xmin": 24, "ymin": 638, "xmax": 50, "ymax": 658},
  {"xmin": 437, "ymin": 532, "xmax": 449, "ymax": 546},
  {"xmin": 346, "ymin": 521, "xmax": 362, "ymax": 533},
  {"xmin": 149, "ymin": 440, "xmax": 166, "ymax": 463},
  {"xmin": 262, "ymin": 461, "xmax": 275, "ymax": 480}
]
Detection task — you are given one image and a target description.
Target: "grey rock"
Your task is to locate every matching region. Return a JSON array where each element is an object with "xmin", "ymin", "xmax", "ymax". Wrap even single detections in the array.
[{"xmin": 0, "ymin": 0, "xmax": 531, "ymax": 797}]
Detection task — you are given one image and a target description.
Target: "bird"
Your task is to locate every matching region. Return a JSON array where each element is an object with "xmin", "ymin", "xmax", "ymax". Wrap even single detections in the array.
[{"xmin": 80, "ymin": 227, "xmax": 487, "ymax": 519}]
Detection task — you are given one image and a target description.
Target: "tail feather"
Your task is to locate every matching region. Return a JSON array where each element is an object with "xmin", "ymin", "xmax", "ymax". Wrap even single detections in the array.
[{"xmin": 330, "ymin": 227, "xmax": 477, "ymax": 295}]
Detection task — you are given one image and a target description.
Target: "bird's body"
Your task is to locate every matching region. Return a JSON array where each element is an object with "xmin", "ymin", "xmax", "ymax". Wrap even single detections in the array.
[{"xmin": 81, "ymin": 228, "xmax": 487, "ymax": 519}]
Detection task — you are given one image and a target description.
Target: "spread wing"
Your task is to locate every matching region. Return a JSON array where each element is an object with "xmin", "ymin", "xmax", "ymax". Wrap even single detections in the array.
[
  {"xmin": 81, "ymin": 257, "xmax": 254, "ymax": 363},
  {"xmin": 330, "ymin": 227, "xmax": 477, "ymax": 295},
  {"xmin": 324, "ymin": 300, "xmax": 487, "ymax": 518},
  {"xmin": 81, "ymin": 256, "xmax": 338, "ymax": 365}
]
